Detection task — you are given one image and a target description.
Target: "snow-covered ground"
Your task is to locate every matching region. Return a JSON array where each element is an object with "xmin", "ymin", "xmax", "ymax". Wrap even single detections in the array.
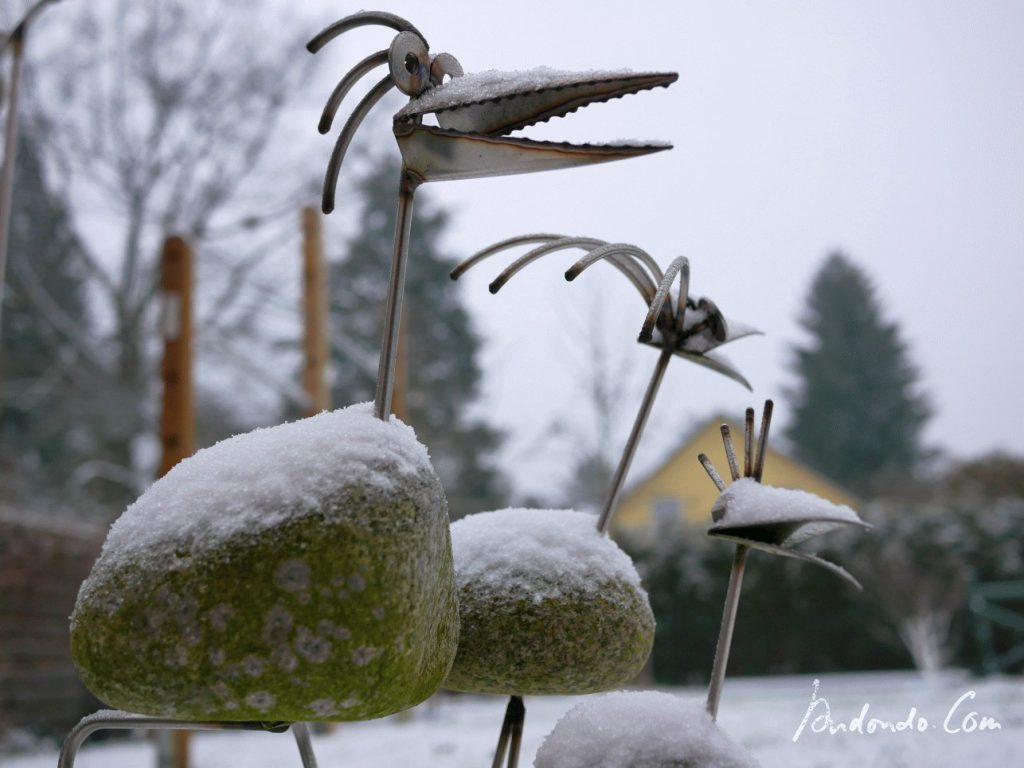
[{"xmin": 6, "ymin": 672, "xmax": 1022, "ymax": 768}]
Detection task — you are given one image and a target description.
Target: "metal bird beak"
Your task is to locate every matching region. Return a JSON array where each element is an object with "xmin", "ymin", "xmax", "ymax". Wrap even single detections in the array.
[
  {"xmin": 394, "ymin": 69, "xmax": 675, "ymax": 183},
  {"xmin": 450, "ymin": 234, "xmax": 760, "ymax": 389},
  {"xmin": 307, "ymin": 11, "xmax": 676, "ymax": 210},
  {"xmin": 698, "ymin": 402, "xmax": 870, "ymax": 588}
]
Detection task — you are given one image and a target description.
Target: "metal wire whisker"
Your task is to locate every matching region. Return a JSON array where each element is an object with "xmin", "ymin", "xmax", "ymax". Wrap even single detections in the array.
[
  {"xmin": 639, "ymin": 255, "xmax": 688, "ymax": 343},
  {"xmin": 321, "ymin": 76, "xmax": 396, "ymax": 213},
  {"xmin": 318, "ymin": 49, "xmax": 390, "ymax": 134},
  {"xmin": 306, "ymin": 11, "xmax": 427, "ymax": 54},
  {"xmin": 451, "ymin": 233, "xmax": 662, "ymax": 308}
]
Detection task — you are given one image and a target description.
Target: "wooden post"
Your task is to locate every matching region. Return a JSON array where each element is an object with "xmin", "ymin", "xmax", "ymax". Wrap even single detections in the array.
[
  {"xmin": 157, "ymin": 236, "xmax": 196, "ymax": 477},
  {"xmin": 301, "ymin": 206, "xmax": 331, "ymax": 415},
  {"xmin": 156, "ymin": 235, "xmax": 195, "ymax": 768}
]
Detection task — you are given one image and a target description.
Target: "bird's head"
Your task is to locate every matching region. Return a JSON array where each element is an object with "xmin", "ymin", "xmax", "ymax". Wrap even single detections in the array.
[{"xmin": 308, "ymin": 11, "xmax": 677, "ymax": 211}]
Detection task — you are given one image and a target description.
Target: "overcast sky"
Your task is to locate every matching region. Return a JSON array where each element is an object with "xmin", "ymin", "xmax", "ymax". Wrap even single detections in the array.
[
  {"xmin": 292, "ymin": 0, "xmax": 1024, "ymax": 498},
  {"xmin": 12, "ymin": 1, "xmax": 1024, "ymax": 501}
]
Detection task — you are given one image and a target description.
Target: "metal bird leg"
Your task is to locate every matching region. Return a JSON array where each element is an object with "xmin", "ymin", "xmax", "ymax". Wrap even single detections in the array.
[
  {"xmin": 705, "ymin": 544, "xmax": 748, "ymax": 721},
  {"xmin": 374, "ymin": 168, "xmax": 418, "ymax": 419},
  {"xmin": 596, "ymin": 347, "xmax": 672, "ymax": 532},
  {"xmin": 58, "ymin": 712, "xmax": 318, "ymax": 768},
  {"xmin": 488, "ymin": 695, "xmax": 526, "ymax": 768}
]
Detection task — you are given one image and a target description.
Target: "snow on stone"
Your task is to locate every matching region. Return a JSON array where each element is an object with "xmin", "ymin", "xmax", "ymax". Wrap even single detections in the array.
[
  {"xmin": 450, "ymin": 508, "xmax": 641, "ymax": 599},
  {"xmin": 96, "ymin": 403, "xmax": 432, "ymax": 568},
  {"xmin": 711, "ymin": 478, "xmax": 863, "ymax": 528},
  {"xmin": 397, "ymin": 67, "xmax": 662, "ymax": 117},
  {"xmin": 534, "ymin": 690, "xmax": 758, "ymax": 768}
]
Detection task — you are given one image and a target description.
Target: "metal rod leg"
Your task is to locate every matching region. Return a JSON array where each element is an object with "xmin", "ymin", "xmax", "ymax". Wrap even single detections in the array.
[
  {"xmin": 290, "ymin": 722, "xmax": 320, "ymax": 768},
  {"xmin": 490, "ymin": 697, "xmax": 515, "ymax": 768},
  {"xmin": 506, "ymin": 696, "xmax": 526, "ymax": 768},
  {"xmin": 597, "ymin": 347, "xmax": 673, "ymax": 532},
  {"xmin": 373, "ymin": 167, "xmax": 419, "ymax": 420},
  {"xmin": 706, "ymin": 545, "xmax": 749, "ymax": 721},
  {"xmin": 58, "ymin": 711, "xmax": 292, "ymax": 768}
]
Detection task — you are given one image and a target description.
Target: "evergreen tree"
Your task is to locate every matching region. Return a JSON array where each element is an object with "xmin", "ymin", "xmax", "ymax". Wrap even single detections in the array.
[
  {"xmin": 329, "ymin": 154, "xmax": 508, "ymax": 519},
  {"xmin": 0, "ymin": 131, "xmax": 100, "ymax": 509},
  {"xmin": 785, "ymin": 252, "xmax": 931, "ymax": 496}
]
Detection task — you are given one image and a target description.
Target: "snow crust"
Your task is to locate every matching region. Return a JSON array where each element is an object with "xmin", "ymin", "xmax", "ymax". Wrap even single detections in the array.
[
  {"xmin": 450, "ymin": 508, "xmax": 641, "ymax": 599},
  {"xmin": 711, "ymin": 478, "xmax": 862, "ymax": 528},
  {"xmin": 534, "ymin": 691, "xmax": 758, "ymax": 768},
  {"xmin": 397, "ymin": 67, "xmax": 663, "ymax": 116},
  {"xmin": 97, "ymin": 403, "xmax": 433, "ymax": 569}
]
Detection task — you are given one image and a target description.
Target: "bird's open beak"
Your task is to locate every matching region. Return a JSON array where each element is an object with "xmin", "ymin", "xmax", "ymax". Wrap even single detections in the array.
[{"xmin": 394, "ymin": 68, "xmax": 676, "ymax": 182}]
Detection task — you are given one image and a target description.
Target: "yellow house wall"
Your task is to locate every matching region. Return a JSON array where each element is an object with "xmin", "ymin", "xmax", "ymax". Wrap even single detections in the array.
[{"xmin": 612, "ymin": 419, "xmax": 859, "ymax": 535}]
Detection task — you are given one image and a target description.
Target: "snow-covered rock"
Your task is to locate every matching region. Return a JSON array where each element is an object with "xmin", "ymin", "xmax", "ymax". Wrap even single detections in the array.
[
  {"xmin": 71, "ymin": 403, "xmax": 458, "ymax": 722},
  {"xmin": 445, "ymin": 508, "xmax": 654, "ymax": 694},
  {"xmin": 534, "ymin": 691, "xmax": 758, "ymax": 768}
]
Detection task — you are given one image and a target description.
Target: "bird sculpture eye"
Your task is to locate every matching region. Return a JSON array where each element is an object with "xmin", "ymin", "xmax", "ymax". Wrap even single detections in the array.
[
  {"xmin": 430, "ymin": 52, "xmax": 464, "ymax": 86},
  {"xmin": 389, "ymin": 31, "xmax": 430, "ymax": 96}
]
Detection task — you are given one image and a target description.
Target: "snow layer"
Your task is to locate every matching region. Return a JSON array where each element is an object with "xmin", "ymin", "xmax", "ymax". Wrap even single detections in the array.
[
  {"xmin": 96, "ymin": 402, "xmax": 432, "ymax": 569},
  {"xmin": 451, "ymin": 508, "xmax": 641, "ymax": 598},
  {"xmin": 10, "ymin": 673, "xmax": 1022, "ymax": 768},
  {"xmin": 711, "ymin": 478, "xmax": 863, "ymax": 528},
  {"xmin": 534, "ymin": 691, "xmax": 758, "ymax": 768},
  {"xmin": 445, "ymin": 509, "xmax": 654, "ymax": 695},
  {"xmin": 397, "ymin": 68, "xmax": 663, "ymax": 117}
]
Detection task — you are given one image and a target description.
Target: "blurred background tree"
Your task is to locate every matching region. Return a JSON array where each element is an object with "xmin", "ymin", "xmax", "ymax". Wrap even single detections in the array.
[
  {"xmin": 0, "ymin": 131, "xmax": 103, "ymax": 512},
  {"xmin": 4, "ymin": 0, "xmax": 314, "ymax": 516},
  {"xmin": 327, "ymin": 153, "xmax": 509, "ymax": 520},
  {"xmin": 784, "ymin": 252, "xmax": 932, "ymax": 496}
]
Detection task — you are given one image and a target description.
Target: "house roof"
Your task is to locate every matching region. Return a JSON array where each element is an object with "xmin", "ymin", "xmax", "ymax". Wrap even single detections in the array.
[{"xmin": 612, "ymin": 413, "xmax": 859, "ymax": 533}]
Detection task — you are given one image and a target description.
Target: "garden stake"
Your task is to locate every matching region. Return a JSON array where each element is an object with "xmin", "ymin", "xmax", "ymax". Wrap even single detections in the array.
[
  {"xmin": 700, "ymin": 400, "xmax": 870, "ymax": 721},
  {"xmin": 490, "ymin": 698, "xmax": 515, "ymax": 768}
]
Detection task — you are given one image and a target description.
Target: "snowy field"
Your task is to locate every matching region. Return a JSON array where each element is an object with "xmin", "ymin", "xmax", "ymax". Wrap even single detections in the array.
[{"xmin": 5, "ymin": 672, "xmax": 1022, "ymax": 768}]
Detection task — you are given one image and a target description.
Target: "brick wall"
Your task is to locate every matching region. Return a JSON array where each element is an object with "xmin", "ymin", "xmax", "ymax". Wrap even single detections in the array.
[{"xmin": 0, "ymin": 509, "xmax": 105, "ymax": 737}]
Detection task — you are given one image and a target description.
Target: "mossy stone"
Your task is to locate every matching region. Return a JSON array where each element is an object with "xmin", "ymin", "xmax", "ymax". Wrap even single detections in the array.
[
  {"xmin": 70, "ymin": 407, "xmax": 458, "ymax": 722},
  {"xmin": 444, "ymin": 508, "xmax": 654, "ymax": 695}
]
